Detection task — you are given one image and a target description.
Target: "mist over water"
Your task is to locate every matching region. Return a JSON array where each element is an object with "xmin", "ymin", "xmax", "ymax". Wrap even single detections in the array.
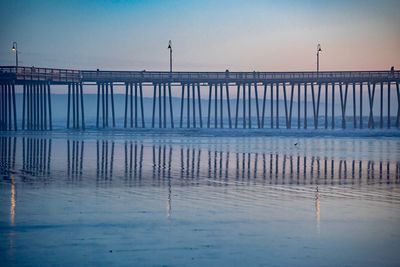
[{"xmin": 1, "ymin": 132, "xmax": 399, "ymax": 266}]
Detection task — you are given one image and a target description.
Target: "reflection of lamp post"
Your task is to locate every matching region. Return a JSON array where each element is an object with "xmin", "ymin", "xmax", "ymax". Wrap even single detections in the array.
[
  {"xmin": 12, "ymin": 42, "xmax": 18, "ymax": 68},
  {"xmin": 316, "ymin": 44, "xmax": 322, "ymax": 73},
  {"xmin": 168, "ymin": 40, "xmax": 172, "ymax": 73}
]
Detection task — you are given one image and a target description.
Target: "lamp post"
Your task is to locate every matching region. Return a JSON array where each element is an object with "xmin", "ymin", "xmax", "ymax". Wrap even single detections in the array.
[
  {"xmin": 168, "ymin": 40, "xmax": 172, "ymax": 73},
  {"xmin": 12, "ymin": 42, "xmax": 18, "ymax": 68},
  {"xmin": 316, "ymin": 44, "xmax": 322, "ymax": 73}
]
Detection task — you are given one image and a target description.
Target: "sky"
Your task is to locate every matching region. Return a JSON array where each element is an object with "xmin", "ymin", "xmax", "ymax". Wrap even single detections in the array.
[{"xmin": 0, "ymin": 0, "xmax": 399, "ymax": 71}]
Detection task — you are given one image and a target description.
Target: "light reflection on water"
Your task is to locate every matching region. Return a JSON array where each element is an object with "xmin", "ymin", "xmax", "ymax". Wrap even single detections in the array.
[
  {"xmin": 10, "ymin": 176, "xmax": 15, "ymax": 226},
  {"xmin": 1, "ymin": 135, "xmax": 400, "ymax": 266},
  {"xmin": 315, "ymin": 186, "xmax": 320, "ymax": 234}
]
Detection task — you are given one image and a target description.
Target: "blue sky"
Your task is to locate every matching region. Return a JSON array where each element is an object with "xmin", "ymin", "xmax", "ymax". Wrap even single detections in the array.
[{"xmin": 0, "ymin": 0, "xmax": 399, "ymax": 71}]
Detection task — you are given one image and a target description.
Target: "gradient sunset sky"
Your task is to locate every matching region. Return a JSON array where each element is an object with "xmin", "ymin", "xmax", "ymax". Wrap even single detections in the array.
[{"xmin": 0, "ymin": 0, "xmax": 399, "ymax": 71}]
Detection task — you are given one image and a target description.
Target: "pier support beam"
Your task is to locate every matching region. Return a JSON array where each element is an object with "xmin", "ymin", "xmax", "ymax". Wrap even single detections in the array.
[
  {"xmin": 169, "ymin": 82, "xmax": 175, "ymax": 128},
  {"xmin": 276, "ymin": 82, "xmax": 279, "ymax": 129},
  {"xmin": 304, "ymin": 83, "xmax": 308, "ymax": 129},
  {"xmin": 282, "ymin": 82, "xmax": 294, "ymax": 129},
  {"xmin": 226, "ymin": 83, "xmax": 232, "ymax": 128},
  {"xmin": 95, "ymin": 82, "xmax": 114, "ymax": 129},
  {"xmin": 298, "ymin": 83, "xmax": 301, "ymax": 129},
  {"xmin": 325, "ymin": 82, "xmax": 328, "ymax": 129},
  {"xmin": 331, "ymin": 82, "xmax": 335, "ymax": 129},
  {"xmin": 254, "ymin": 82, "xmax": 260, "ymax": 128},
  {"xmin": 271, "ymin": 82, "xmax": 274, "ymax": 128},
  {"xmin": 124, "ymin": 82, "xmax": 146, "ymax": 128},
  {"xmin": 353, "ymin": 82, "xmax": 357, "ymax": 128},
  {"xmin": 359, "ymin": 82, "xmax": 363, "ymax": 128},
  {"xmin": 235, "ymin": 83, "xmax": 241, "ymax": 128},
  {"xmin": 180, "ymin": 82, "xmax": 203, "ymax": 128},
  {"xmin": 68, "ymin": 82, "xmax": 85, "ymax": 129},
  {"xmin": 311, "ymin": 83, "xmax": 322, "ymax": 129},
  {"xmin": 283, "ymin": 82, "xmax": 289, "ymax": 128},
  {"xmin": 20, "ymin": 81, "xmax": 52, "ymax": 130},
  {"xmin": 368, "ymin": 82, "xmax": 376, "ymax": 129},
  {"xmin": 0, "ymin": 81, "xmax": 18, "ymax": 131},
  {"xmin": 220, "ymin": 83, "xmax": 225, "ymax": 128},
  {"xmin": 396, "ymin": 82, "xmax": 400, "ymax": 128},
  {"xmin": 261, "ymin": 83, "xmax": 267, "ymax": 128},
  {"xmin": 387, "ymin": 82, "xmax": 391, "ymax": 128},
  {"xmin": 380, "ymin": 82, "xmax": 383, "ymax": 129},
  {"xmin": 243, "ymin": 83, "xmax": 246, "ymax": 128},
  {"xmin": 339, "ymin": 82, "xmax": 349, "ymax": 129}
]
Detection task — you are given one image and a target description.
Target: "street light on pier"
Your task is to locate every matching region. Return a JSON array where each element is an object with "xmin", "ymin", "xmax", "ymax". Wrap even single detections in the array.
[
  {"xmin": 11, "ymin": 42, "xmax": 18, "ymax": 68},
  {"xmin": 316, "ymin": 44, "xmax": 322, "ymax": 73},
  {"xmin": 168, "ymin": 40, "xmax": 172, "ymax": 73}
]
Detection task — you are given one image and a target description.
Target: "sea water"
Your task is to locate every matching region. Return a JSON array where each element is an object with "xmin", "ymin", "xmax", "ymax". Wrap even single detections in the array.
[{"xmin": 0, "ymin": 130, "xmax": 399, "ymax": 266}]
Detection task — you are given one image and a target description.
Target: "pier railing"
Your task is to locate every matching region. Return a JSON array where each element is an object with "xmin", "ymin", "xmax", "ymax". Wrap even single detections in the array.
[
  {"xmin": 82, "ymin": 70, "xmax": 399, "ymax": 83},
  {"xmin": 0, "ymin": 66, "xmax": 81, "ymax": 83},
  {"xmin": 1, "ymin": 66, "xmax": 399, "ymax": 83}
]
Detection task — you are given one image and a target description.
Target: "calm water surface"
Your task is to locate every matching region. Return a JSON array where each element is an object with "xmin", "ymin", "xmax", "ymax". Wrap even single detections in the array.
[{"xmin": 1, "ymin": 131, "xmax": 400, "ymax": 267}]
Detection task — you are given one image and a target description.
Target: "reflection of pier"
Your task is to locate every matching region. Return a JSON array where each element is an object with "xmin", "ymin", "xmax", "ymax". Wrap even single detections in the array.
[
  {"xmin": 0, "ymin": 137, "xmax": 16, "ymax": 175},
  {"xmin": 181, "ymin": 146, "xmax": 201, "ymax": 180},
  {"xmin": 0, "ymin": 137, "xmax": 17, "ymax": 226},
  {"xmin": 22, "ymin": 138, "xmax": 52, "ymax": 177},
  {"xmin": 96, "ymin": 140, "xmax": 115, "ymax": 180},
  {"xmin": 149, "ymin": 145, "xmax": 400, "ymax": 185},
  {"xmin": 1, "ymin": 139, "xmax": 399, "ymax": 185},
  {"xmin": 67, "ymin": 140, "xmax": 84, "ymax": 180},
  {"xmin": 176, "ymin": 148, "xmax": 400, "ymax": 185},
  {"xmin": 152, "ymin": 144, "xmax": 173, "ymax": 183},
  {"xmin": 124, "ymin": 141, "xmax": 144, "ymax": 182}
]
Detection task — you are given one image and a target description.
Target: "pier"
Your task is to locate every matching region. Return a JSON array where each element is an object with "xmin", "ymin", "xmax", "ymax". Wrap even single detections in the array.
[{"xmin": 1, "ymin": 66, "xmax": 399, "ymax": 131}]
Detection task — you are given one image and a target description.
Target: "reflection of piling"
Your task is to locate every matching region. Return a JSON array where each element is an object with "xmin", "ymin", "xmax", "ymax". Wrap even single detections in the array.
[
  {"xmin": 207, "ymin": 149, "xmax": 229, "ymax": 183},
  {"xmin": 0, "ymin": 137, "xmax": 17, "ymax": 175},
  {"xmin": 2, "ymin": 137, "xmax": 399, "ymax": 186},
  {"xmin": 124, "ymin": 141, "xmax": 144, "ymax": 181},
  {"xmin": 67, "ymin": 140, "xmax": 84, "ymax": 180},
  {"xmin": 177, "ymin": 145, "xmax": 201, "ymax": 183},
  {"xmin": 96, "ymin": 140, "xmax": 115, "ymax": 179},
  {"xmin": 207, "ymin": 150, "xmax": 399, "ymax": 185},
  {"xmin": 150, "ymin": 144, "xmax": 175, "ymax": 188},
  {"xmin": 21, "ymin": 138, "xmax": 52, "ymax": 176}
]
